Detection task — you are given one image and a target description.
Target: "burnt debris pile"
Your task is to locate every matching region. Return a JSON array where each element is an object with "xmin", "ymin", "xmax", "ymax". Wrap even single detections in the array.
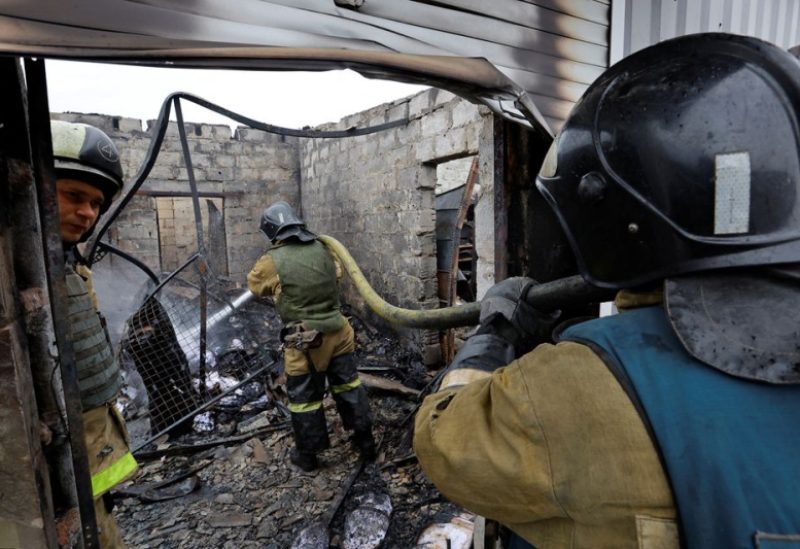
[{"xmin": 113, "ymin": 270, "xmax": 474, "ymax": 548}]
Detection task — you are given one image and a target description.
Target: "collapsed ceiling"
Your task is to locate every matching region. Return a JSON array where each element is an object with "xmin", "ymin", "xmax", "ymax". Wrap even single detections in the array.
[{"xmin": 0, "ymin": 0, "xmax": 611, "ymax": 136}]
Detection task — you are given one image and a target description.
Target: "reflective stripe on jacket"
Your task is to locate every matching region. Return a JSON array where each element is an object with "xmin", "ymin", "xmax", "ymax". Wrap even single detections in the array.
[{"xmin": 83, "ymin": 404, "xmax": 138, "ymax": 497}]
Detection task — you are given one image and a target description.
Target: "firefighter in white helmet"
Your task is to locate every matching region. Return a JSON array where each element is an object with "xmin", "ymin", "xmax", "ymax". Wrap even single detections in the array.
[{"xmin": 52, "ymin": 119, "xmax": 138, "ymax": 548}]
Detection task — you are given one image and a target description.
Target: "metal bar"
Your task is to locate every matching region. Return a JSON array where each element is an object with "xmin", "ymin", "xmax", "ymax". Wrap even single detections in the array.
[
  {"xmin": 88, "ymin": 95, "xmax": 174, "ymax": 262},
  {"xmin": 493, "ymin": 117, "xmax": 508, "ymax": 282},
  {"xmin": 96, "ymin": 241, "xmax": 159, "ymax": 284},
  {"xmin": 198, "ymin": 274, "xmax": 208, "ymax": 404},
  {"xmin": 174, "ymin": 98, "xmax": 209, "ymax": 400},
  {"xmin": 322, "ymin": 459, "xmax": 365, "ymax": 528},
  {"xmin": 148, "ymin": 252, "xmax": 200, "ymax": 296},
  {"xmin": 174, "ymin": 99, "xmax": 207, "ymax": 258},
  {"xmin": 25, "ymin": 57, "xmax": 99, "ymax": 549},
  {"xmin": 144, "ymin": 253, "xmax": 238, "ymax": 313},
  {"xmin": 447, "ymin": 157, "xmax": 479, "ymax": 306},
  {"xmin": 443, "ymin": 156, "xmax": 479, "ymax": 362},
  {"xmin": 115, "ymin": 462, "xmax": 211, "ymax": 496},
  {"xmin": 132, "ymin": 423, "xmax": 289, "ymax": 461},
  {"xmin": 1, "ymin": 55, "xmax": 60, "ymax": 549}
]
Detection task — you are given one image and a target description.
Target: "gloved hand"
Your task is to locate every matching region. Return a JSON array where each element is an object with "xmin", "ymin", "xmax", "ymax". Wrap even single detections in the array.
[
  {"xmin": 436, "ymin": 277, "xmax": 559, "ymax": 391},
  {"xmin": 479, "ymin": 277, "xmax": 560, "ymax": 353}
]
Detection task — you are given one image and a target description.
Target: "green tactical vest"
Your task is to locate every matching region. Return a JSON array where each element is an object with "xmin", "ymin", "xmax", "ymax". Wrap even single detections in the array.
[
  {"xmin": 65, "ymin": 264, "xmax": 122, "ymax": 410},
  {"xmin": 269, "ymin": 239, "xmax": 345, "ymax": 333}
]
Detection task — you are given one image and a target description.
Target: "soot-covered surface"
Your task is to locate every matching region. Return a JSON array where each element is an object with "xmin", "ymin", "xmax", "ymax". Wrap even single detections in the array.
[{"xmin": 114, "ymin": 295, "xmax": 471, "ymax": 548}]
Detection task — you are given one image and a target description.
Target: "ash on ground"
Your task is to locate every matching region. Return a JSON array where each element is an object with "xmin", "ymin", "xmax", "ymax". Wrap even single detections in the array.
[{"xmin": 114, "ymin": 293, "xmax": 470, "ymax": 549}]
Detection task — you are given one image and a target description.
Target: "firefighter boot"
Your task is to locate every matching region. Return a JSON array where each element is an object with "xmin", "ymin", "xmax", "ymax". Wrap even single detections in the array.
[
  {"xmin": 353, "ymin": 430, "xmax": 377, "ymax": 462},
  {"xmin": 289, "ymin": 448, "xmax": 319, "ymax": 472}
]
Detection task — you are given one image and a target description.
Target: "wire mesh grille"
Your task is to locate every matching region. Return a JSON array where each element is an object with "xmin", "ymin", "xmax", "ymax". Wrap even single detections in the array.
[{"xmin": 119, "ymin": 255, "xmax": 281, "ymax": 449}]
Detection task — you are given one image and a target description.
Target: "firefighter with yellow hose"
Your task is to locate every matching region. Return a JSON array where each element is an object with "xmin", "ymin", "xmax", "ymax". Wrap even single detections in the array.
[
  {"xmin": 247, "ymin": 201, "xmax": 376, "ymax": 472},
  {"xmin": 52, "ymin": 120, "xmax": 138, "ymax": 547}
]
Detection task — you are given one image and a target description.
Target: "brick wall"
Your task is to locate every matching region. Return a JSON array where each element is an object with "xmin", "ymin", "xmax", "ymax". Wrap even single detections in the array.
[
  {"xmin": 52, "ymin": 113, "xmax": 300, "ymax": 282},
  {"xmin": 53, "ymin": 89, "xmax": 494, "ymax": 363},
  {"xmin": 299, "ymin": 89, "xmax": 493, "ymax": 363}
]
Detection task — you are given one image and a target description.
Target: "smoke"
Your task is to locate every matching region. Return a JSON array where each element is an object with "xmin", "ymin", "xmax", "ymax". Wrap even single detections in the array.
[{"xmin": 89, "ymin": 251, "xmax": 157, "ymax": 347}]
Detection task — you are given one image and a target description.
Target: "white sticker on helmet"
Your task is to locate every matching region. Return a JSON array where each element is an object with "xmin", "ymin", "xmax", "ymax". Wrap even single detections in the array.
[
  {"xmin": 278, "ymin": 213, "xmax": 285, "ymax": 223},
  {"xmin": 714, "ymin": 152, "xmax": 751, "ymax": 235}
]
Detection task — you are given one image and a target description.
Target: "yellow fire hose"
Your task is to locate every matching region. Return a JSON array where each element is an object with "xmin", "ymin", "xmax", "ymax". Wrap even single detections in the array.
[
  {"xmin": 319, "ymin": 235, "xmax": 481, "ymax": 329},
  {"xmin": 320, "ymin": 235, "xmax": 616, "ymax": 330}
]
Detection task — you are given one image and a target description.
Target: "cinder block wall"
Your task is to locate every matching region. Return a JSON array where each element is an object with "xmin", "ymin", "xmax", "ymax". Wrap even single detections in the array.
[
  {"xmin": 300, "ymin": 89, "xmax": 492, "ymax": 363},
  {"xmin": 53, "ymin": 90, "xmax": 493, "ymax": 364},
  {"xmin": 51, "ymin": 113, "xmax": 300, "ymax": 281}
]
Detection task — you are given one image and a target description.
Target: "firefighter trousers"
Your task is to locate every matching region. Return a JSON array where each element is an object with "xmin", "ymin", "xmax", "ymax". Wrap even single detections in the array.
[{"xmin": 283, "ymin": 322, "xmax": 372, "ymax": 454}]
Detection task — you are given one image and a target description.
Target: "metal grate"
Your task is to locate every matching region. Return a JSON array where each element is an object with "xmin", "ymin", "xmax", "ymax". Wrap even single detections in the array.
[{"xmin": 119, "ymin": 254, "xmax": 280, "ymax": 451}]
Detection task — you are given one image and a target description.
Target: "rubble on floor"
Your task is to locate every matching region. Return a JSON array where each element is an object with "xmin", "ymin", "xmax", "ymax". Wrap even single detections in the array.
[{"xmin": 113, "ymin": 296, "xmax": 469, "ymax": 548}]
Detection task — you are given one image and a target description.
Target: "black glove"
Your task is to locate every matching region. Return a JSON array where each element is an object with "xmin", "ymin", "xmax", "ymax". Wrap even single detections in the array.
[{"xmin": 478, "ymin": 277, "xmax": 560, "ymax": 354}]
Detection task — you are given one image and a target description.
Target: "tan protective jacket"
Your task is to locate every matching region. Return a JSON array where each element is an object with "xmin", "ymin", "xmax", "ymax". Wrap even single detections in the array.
[{"xmin": 413, "ymin": 292, "xmax": 679, "ymax": 548}]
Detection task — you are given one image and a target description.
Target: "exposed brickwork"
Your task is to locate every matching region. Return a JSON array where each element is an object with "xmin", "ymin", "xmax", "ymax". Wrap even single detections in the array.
[
  {"xmin": 53, "ymin": 88, "xmax": 493, "ymax": 363},
  {"xmin": 300, "ymin": 89, "xmax": 492, "ymax": 363},
  {"xmin": 52, "ymin": 113, "xmax": 300, "ymax": 281}
]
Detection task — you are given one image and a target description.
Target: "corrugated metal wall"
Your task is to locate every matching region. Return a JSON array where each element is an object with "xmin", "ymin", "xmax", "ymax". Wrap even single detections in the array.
[
  {"xmin": 0, "ymin": 0, "xmax": 613, "ymax": 133},
  {"xmin": 611, "ymin": 0, "xmax": 800, "ymax": 64},
  {"xmin": 464, "ymin": 0, "xmax": 611, "ymax": 131},
  {"xmin": 7, "ymin": 1, "xmax": 798, "ymax": 132}
]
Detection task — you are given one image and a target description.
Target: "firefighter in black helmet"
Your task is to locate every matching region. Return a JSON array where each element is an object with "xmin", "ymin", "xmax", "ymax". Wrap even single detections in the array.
[
  {"xmin": 52, "ymin": 120, "xmax": 137, "ymax": 548},
  {"xmin": 414, "ymin": 33, "xmax": 800, "ymax": 548},
  {"xmin": 248, "ymin": 201, "xmax": 376, "ymax": 471}
]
